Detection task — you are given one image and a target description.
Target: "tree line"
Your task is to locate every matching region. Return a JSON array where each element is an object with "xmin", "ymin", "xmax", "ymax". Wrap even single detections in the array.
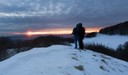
[
  {"xmin": 0, "ymin": 35, "xmax": 73, "ymax": 61},
  {"xmin": 99, "ymin": 21, "xmax": 128, "ymax": 35},
  {"xmin": 85, "ymin": 41, "xmax": 128, "ymax": 62}
]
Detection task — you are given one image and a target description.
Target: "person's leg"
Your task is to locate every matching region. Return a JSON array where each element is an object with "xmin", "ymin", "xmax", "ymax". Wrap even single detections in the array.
[
  {"xmin": 79, "ymin": 39, "xmax": 84, "ymax": 49},
  {"xmin": 74, "ymin": 39, "xmax": 77, "ymax": 49},
  {"xmin": 74, "ymin": 36, "xmax": 77, "ymax": 49}
]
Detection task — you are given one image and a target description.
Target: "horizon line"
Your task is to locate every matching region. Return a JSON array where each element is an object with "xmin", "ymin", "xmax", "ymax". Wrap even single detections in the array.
[{"xmin": 0, "ymin": 27, "xmax": 101, "ymax": 36}]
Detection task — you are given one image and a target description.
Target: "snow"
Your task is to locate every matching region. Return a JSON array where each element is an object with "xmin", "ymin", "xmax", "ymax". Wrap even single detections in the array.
[
  {"xmin": 84, "ymin": 34, "xmax": 128, "ymax": 50},
  {"xmin": 0, "ymin": 45, "xmax": 128, "ymax": 75}
]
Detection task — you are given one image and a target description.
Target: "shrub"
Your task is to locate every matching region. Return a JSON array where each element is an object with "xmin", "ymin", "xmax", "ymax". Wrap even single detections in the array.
[
  {"xmin": 0, "ymin": 37, "xmax": 13, "ymax": 61},
  {"xmin": 64, "ymin": 38, "xmax": 74, "ymax": 43},
  {"xmin": 85, "ymin": 42, "xmax": 128, "ymax": 61},
  {"xmin": 0, "ymin": 35, "xmax": 74, "ymax": 61},
  {"xmin": 31, "ymin": 35, "xmax": 67, "ymax": 47},
  {"xmin": 85, "ymin": 43, "xmax": 115, "ymax": 56},
  {"xmin": 85, "ymin": 32, "xmax": 97, "ymax": 38},
  {"xmin": 0, "ymin": 37, "xmax": 13, "ymax": 49},
  {"xmin": 117, "ymin": 42, "xmax": 128, "ymax": 61}
]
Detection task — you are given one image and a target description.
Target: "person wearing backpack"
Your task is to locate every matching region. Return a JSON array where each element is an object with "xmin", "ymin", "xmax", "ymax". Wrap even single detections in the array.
[{"xmin": 72, "ymin": 23, "xmax": 85, "ymax": 50}]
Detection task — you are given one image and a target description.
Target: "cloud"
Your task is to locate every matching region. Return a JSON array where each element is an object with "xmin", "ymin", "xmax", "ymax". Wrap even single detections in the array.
[{"xmin": 0, "ymin": 0, "xmax": 128, "ymax": 33}]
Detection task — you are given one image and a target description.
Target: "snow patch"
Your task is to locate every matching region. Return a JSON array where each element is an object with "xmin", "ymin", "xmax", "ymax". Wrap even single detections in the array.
[{"xmin": 84, "ymin": 34, "xmax": 128, "ymax": 50}]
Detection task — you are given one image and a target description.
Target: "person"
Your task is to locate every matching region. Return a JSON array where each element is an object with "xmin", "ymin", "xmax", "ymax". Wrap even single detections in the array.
[{"xmin": 72, "ymin": 23, "xmax": 85, "ymax": 50}]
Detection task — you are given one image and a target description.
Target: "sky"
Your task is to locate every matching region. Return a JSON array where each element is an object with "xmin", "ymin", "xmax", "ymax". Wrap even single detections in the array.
[{"xmin": 0, "ymin": 0, "xmax": 128, "ymax": 35}]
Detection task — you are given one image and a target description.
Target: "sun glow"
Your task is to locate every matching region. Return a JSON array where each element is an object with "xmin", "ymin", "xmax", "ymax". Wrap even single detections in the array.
[
  {"xmin": 86, "ymin": 28, "xmax": 100, "ymax": 33},
  {"xmin": 13, "ymin": 28, "xmax": 100, "ymax": 36},
  {"xmin": 26, "ymin": 30, "xmax": 71, "ymax": 36}
]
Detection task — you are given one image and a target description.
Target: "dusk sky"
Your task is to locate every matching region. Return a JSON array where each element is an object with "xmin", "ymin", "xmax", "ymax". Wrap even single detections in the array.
[{"xmin": 0, "ymin": 0, "xmax": 128, "ymax": 35}]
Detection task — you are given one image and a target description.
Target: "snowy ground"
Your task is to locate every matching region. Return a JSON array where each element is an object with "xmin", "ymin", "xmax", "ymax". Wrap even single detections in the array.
[
  {"xmin": 0, "ymin": 45, "xmax": 128, "ymax": 75},
  {"xmin": 84, "ymin": 34, "xmax": 128, "ymax": 50}
]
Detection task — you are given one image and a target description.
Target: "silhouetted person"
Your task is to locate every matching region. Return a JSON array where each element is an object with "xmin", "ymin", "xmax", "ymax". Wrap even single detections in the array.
[{"xmin": 72, "ymin": 23, "xmax": 85, "ymax": 50}]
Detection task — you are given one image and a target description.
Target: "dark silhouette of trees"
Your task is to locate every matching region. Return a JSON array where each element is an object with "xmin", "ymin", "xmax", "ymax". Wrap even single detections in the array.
[
  {"xmin": 0, "ymin": 35, "xmax": 73, "ymax": 61},
  {"xmin": 0, "ymin": 37, "xmax": 13, "ymax": 60},
  {"xmin": 116, "ymin": 42, "xmax": 128, "ymax": 61},
  {"xmin": 99, "ymin": 21, "xmax": 128, "ymax": 35},
  {"xmin": 85, "ymin": 41, "xmax": 128, "ymax": 62},
  {"xmin": 85, "ymin": 32, "xmax": 97, "ymax": 38},
  {"xmin": 31, "ymin": 35, "xmax": 71, "ymax": 47}
]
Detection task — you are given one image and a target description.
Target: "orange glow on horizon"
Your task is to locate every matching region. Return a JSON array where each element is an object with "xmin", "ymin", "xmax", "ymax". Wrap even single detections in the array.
[
  {"xmin": 86, "ymin": 28, "xmax": 100, "ymax": 33},
  {"xmin": 13, "ymin": 28, "xmax": 100, "ymax": 36},
  {"xmin": 25, "ymin": 30, "xmax": 72, "ymax": 36}
]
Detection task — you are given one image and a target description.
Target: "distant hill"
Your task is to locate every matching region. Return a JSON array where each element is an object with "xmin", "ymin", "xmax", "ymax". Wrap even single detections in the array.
[{"xmin": 99, "ymin": 21, "xmax": 128, "ymax": 35}]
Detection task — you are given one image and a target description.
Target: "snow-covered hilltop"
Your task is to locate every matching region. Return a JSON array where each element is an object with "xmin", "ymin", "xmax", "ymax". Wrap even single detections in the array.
[{"xmin": 0, "ymin": 45, "xmax": 128, "ymax": 75}]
